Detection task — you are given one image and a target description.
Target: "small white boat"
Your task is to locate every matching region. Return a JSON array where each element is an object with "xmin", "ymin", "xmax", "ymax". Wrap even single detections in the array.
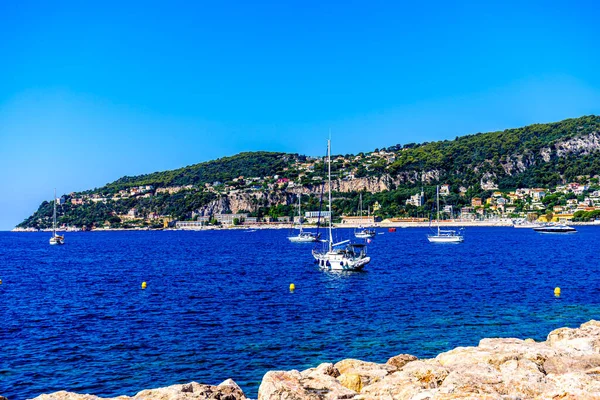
[
  {"xmin": 533, "ymin": 224, "xmax": 577, "ymax": 234},
  {"xmin": 513, "ymin": 220, "xmax": 542, "ymax": 228},
  {"xmin": 312, "ymin": 139, "xmax": 370, "ymax": 271},
  {"xmin": 355, "ymin": 227, "xmax": 376, "ymax": 239},
  {"xmin": 49, "ymin": 189, "xmax": 65, "ymax": 245},
  {"xmin": 289, "ymin": 231, "xmax": 321, "ymax": 243},
  {"xmin": 354, "ymin": 193, "xmax": 376, "ymax": 239},
  {"xmin": 288, "ymin": 194, "xmax": 321, "ymax": 243},
  {"xmin": 427, "ymin": 185, "xmax": 463, "ymax": 243}
]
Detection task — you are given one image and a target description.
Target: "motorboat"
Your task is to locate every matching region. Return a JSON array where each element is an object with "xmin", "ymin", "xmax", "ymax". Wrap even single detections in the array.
[
  {"xmin": 355, "ymin": 227, "xmax": 376, "ymax": 239},
  {"xmin": 533, "ymin": 224, "xmax": 577, "ymax": 234}
]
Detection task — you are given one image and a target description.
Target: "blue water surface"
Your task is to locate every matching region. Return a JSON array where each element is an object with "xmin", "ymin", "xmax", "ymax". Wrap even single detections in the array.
[{"xmin": 1, "ymin": 227, "xmax": 600, "ymax": 399}]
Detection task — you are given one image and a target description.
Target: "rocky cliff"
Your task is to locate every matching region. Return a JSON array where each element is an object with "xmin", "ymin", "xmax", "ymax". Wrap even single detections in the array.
[
  {"xmin": 26, "ymin": 320, "xmax": 600, "ymax": 400},
  {"xmin": 195, "ymin": 176, "xmax": 403, "ymax": 215}
]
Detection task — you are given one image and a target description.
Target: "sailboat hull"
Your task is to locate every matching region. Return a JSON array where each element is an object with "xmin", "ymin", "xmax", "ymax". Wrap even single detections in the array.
[
  {"xmin": 288, "ymin": 234, "xmax": 319, "ymax": 243},
  {"xmin": 312, "ymin": 250, "xmax": 370, "ymax": 271},
  {"xmin": 427, "ymin": 235, "xmax": 463, "ymax": 243},
  {"xmin": 427, "ymin": 185, "xmax": 464, "ymax": 244},
  {"xmin": 49, "ymin": 236, "xmax": 65, "ymax": 245}
]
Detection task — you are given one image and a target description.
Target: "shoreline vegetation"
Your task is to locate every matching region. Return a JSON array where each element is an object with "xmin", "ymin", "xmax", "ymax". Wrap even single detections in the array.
[
  {"xmin": 28, "ymin": 320, "xmax": 600, "ymax": 399},
  {"xmin": 10, "ymin": 219, "xmax": 600, "ymax": 232}
]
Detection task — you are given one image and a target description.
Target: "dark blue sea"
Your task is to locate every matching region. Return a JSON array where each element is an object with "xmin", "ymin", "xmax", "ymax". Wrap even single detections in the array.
[{"xmin": 2, "ymin": 227, "xmax": 600, "ymax": 399}]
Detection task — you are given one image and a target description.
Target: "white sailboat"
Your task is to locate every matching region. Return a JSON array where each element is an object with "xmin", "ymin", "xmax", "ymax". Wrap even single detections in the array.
[
  {"xmin": 427, "ymin": 185, "xmax": 463, "ymax": 243},
  {"xmin": 49, "ymin": 189, "xmax": 65, "ymax": 245},
  {"xmin": 312, "ymin": 139, "xmax": 370, "ymax": 271},
  {"xmin": 288, "ymin": 194, "xmax": 321, "ymax": 243},
  {"xmin": 354, "ymin": 193, "xmax": 376, "ymax": 239}
]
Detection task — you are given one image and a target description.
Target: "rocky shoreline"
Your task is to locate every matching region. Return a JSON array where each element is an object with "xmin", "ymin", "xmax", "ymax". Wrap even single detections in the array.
[{"xmin": 24, "ymin": 320, "xmax": 600, "ymax": 399}]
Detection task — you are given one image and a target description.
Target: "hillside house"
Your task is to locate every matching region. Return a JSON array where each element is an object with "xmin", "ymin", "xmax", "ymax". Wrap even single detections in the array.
[
  {"xmin": 440, "ymin": 184, "xmax": 450, "ymax": 196},
  {"xmin": 406, "ymin": 191, "xmax": 425, "ymax": 207}
]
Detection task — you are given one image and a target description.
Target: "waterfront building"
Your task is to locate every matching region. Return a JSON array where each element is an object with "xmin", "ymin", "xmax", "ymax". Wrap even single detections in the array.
[{"xmin": 215, "ymin": 213, "xmax": 249, "ymax": 225}]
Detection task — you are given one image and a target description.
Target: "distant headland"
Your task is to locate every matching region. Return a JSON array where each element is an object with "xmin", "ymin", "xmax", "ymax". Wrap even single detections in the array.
[{"xmin": 16, "ymin": 115, "xmax": 600, "ymax": 232}]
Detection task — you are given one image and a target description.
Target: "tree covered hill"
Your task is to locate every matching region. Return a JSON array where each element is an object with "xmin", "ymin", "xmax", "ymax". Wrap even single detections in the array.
[
  {"xmin": 103, "ymin": 151, "xmax": 302, "ymax": 192},
  {"xmin": 385, "ymin": 115, "xmax": 600, "ymax": 187},
  {"xmin": 17, "ymin": 115, "xmax": 600, "ymax": 229}
]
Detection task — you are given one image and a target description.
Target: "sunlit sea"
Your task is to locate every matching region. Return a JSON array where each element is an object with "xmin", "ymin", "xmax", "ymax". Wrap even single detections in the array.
[{"xmin": 1, "ymin": 227, "xmax": 599, "ymax": 399}]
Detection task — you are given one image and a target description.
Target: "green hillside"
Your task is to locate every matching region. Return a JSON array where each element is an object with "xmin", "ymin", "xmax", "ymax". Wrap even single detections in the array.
[
  {"xmin": 17, "ymin": 115, "xmax": 600, "ymax": 229},
  {"xmin": 385, "ymin": 115, "xmax": 600, "ymax": 187},
  {"xmin": 104, "ymin": 151, "xmax": 300, "ymax": 192}
]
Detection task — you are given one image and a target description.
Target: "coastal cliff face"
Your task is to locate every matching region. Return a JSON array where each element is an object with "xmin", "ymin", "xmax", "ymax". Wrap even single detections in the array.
[
  {"xmin": 196, "ymin": 176, "xmax": 402, "ymax": 215},
  {"xmin": 553, "ymin": 131, "xmax": 600, "ymax": 158},
  {"xmin": 26, "ymin": 320, "xmax": 600, "ymax": 400}
]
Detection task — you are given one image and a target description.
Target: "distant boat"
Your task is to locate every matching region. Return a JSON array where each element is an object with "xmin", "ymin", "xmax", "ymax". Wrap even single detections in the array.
[
  {"xmin": 288, "ymin": 194, "xmax": 321, "ymax": 243},
  {"xmin": 427, "ymin": 185, "xmax": 464, "ymax": 243},
  {"xmin": 49, "ymin": 189, "xmax": 65, "ymax": 245},
  {"xmin": 354, "ymin": 193, "xmax": 376, "ymax": 239},
  {"xmin": 513, "ymin": 220, "xmax": 542, "ymax": 228},
  {"xmin": 312, "ymin": 139, "xmax": 370, "ymax": 271},
  {"xmin": 533, "ymin": 223, "xmax": 577, "ymax": 234}
]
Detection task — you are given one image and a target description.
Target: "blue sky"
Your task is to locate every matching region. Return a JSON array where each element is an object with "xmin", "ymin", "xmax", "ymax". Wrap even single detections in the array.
[{"xmin": 1, "ymin": 0, "xmax": 599, "ymax": 229}]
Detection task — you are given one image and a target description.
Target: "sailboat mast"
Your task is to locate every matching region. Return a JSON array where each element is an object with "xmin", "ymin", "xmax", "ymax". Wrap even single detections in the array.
[
  {"xmin": 436, "ymin": 185, "xmax": 440, "ymax": 235},
  {"xmin": 298, "ymin": 194, "xmax": 302, "ymax": 232},
  {"xmin": 53, "ymin": 188, "xmax": 57, "ymax": 236},
  {"xmin": 360, "ymin": 193, "xmax": 363, "ymax": 219},
  {"xmin": 327, "ymin": 139, "xmax": 332, "ymax": 252}
]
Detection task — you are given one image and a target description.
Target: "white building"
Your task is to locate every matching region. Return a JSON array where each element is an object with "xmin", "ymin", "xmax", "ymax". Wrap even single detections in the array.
[
  {"xmin": 176, "ymin": 219, "xmax": 210, "ymax": 229},
  {"xmin": 304, "ymin": 211, "xmax": 331, "ymax": 224},
  {"xmin": 405, "ymin": 190, "xmax": 424, "ymax": 207},
  {"xmin": 215, "ymin": 213, "xmax": 249, "ymax": 225}
]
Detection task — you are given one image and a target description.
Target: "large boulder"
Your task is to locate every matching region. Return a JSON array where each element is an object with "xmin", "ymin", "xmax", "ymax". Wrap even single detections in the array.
[
  {"xmin": 334, "ymin": 359, "xmax": 396, "ymax": 386},
  {"xmin": 257, "ymin": 369, "xmax": 356, "ymax": 400},
  {"xmin": 547, "ymin": 320, "xmax": 600, "ymax": 354},
  {"xmin": 386, "ymin": 354, "xmax": 418, "ymax": 370},
  {"xmin": 31, "ymin": 381, "xmax": 247, "ymax": 400}
]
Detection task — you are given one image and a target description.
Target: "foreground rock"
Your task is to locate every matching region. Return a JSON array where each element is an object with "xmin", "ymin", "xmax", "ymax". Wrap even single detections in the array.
[
  {"xmin": 258, "ymin": 320, "xmax": 600, "ymax": 399},
  {"xmin": 31, "ymin": 380, "xmax": 247, "ymax": 400},
  {"xmin": 25, "ymin": 321, "xmax": 600, "ymax": 400}
]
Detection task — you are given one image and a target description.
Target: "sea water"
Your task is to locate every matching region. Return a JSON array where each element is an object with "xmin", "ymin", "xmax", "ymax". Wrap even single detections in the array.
[{"xmin": 1, "ymin": 227, "xmax": 599, "ymax": 399}]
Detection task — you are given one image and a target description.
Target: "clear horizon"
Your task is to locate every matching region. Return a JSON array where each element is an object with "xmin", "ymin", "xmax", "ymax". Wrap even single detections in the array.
[{"xmin": 1, "ymin": 0, "xmax": 600, "ymax": 230}]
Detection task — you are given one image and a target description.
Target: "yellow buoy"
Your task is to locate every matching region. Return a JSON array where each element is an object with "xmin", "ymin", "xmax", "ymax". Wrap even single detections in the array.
[
  {"xmin": 141, "ymin": 281, "xmax": 147, "ymax": 290},
  {"xmin": 289, "ymin": 283, "xmax": 295, "ymax": 292},
  {"xmin": 554, "ymin": 287, "xmax": 561, "ymax": 297}
]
